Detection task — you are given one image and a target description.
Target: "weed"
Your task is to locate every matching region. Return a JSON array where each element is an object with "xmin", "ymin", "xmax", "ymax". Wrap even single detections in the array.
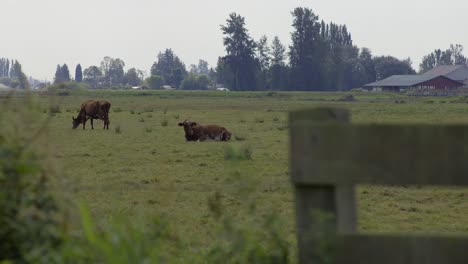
[
  {"xmin": 49, "ymin": 105, "xmax": 61, "ymax": 113},
  {"xmin": 145, "ymin": 127, "xmax": 153, "ymax": 133},
  {"xmin": 234, "ymin": 135, "xmax": 247, "ymax": 141},
  {"xmin": 130, "ymin": 110, "xmax": 135, "ymax": 114},
  {"xmin": 114, "ymin": 107, "xmax": 122, "ymax": 112},
  {"xmin": 144, "ymin": 107, "xmax": 154, "ymax": 112},
  {"xmin": 161, "ymin": 119, "xmax": 168, "ymax": 127},
  {"xmin": 224, "ymin": 144, "xmax": 252, "ymax": 160},
  {"xmin": 255, "ymin": 117, "xmax": 264, "ymax": 123},
  {"xmin": 139, "ymin": 118, "xmax": 145, "ymax": 123},
  {"xmin": 115, "ymin": 124, "xmax": 122, "ymax": 134}
]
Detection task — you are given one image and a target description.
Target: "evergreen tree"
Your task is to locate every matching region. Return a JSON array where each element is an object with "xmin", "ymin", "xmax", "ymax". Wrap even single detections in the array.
[
  {"xmin": 358, "ymin": 48, "xmax": 376, "ymax": 84},
  {"xmin": 61, "ymin": 64, "xmax": 71, "ymax": 82},
  {"xmin": 271, "ymin": 36, "xmax": 286, "ymax": 66},
  {"xmin": 220, "ymin": 13, "xmax": 258, "ymax": 90},
  {"xmin": 75, "ymin": 64, "xmax": 83, "ymax": 82},
  {"xmin": 289, "ymin": 7, "xmax": 323, "ymax": 90},
  {"xmin": 54, "ymin": 65, "xmax": 62, "ymax": 84},
  {"xmin": 150, "ymin": 49, "xmax": 187, "ymax": 88}
]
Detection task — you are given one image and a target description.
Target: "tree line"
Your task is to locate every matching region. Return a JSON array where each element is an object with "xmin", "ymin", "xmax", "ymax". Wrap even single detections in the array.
[
  {"xmin": 51, "ymin": 7, "xmax": 467, "ymax": 91},
  {"xmin": 0, "ymin": 58, "xmax": 29, "ymax": 89}
]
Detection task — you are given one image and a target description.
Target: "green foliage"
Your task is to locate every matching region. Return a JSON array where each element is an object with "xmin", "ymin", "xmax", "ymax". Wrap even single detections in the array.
[
  {"xmin": 45, "ymin": 81, "xmax": 90, "ymax": 91},
  {"xmin": 150, "ymin": 49, "xmax": 187, "ymax": 88},
  {"xmin": 146, "ymin": 75, "xmax": 164, "ymax": 89},
  {"xmin": 124, "ymin": 68, "xmax": 143, "ymax": 86},
  {"xmin": 82, "ymin": 66, "xmax": 103, "ymax": 88},
  {"xmin": 58, "ymin": 205, "xmax": 179, "ymax": 264},
  {"xmin": 0, "ymin": 95, "xmax": 62, "ymax": 263},
  {"xmin": 373, "ymin": 56, "xmax": 416, "ymax": 80},
  {"xmin": 181, "ymin": 74, "xmax": 210, "ymax": 90},
  {"xmin": 100, "ymin": 56, "xmax": 126, "ymax": 87},
  {"xmin": 220, "ymin": 13, "xmax": 259, "ymax": 91},
  {"xmin": 419, "ymin": 44, "xmax": 467, "ymax": 73}
]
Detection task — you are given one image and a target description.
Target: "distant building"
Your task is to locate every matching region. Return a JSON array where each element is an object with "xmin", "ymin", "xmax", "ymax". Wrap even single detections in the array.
[
  {"xmin": 365, "ymin": 65, "xmax": 468, "ymax": 92},
  {"xmin": 216, "ymin": 87, "xmax": 230, "ymax": 91}
]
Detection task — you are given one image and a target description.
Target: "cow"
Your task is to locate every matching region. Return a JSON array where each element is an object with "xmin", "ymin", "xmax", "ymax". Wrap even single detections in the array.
[
  {"xmin": 178, "ymin": 120, "xmax": 231, "ymax": 142},
  {"xmin": 72, "ymin": 100, "xmax": 111, "ymax": 130}
]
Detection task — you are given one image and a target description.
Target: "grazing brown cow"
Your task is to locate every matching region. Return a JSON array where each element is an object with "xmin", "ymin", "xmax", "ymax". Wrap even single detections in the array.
[
  {"xmin": 72, "ymin": 100, "xmax": 111, "ymax": 129},
  {"xmin": 178, "ymin": 120, "xmax": 231, "ymax": 142}
]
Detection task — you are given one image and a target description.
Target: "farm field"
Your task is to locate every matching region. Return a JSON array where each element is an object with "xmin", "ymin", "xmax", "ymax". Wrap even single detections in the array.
[{"xmin": 4, "ymin": 89, "xmax": 468, "ymax": 251}]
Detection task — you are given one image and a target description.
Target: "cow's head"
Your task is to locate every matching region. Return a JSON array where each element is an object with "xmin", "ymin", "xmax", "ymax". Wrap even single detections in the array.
[
  {"xmin": 178, "ymin": 120, "xmax": 198, "ymax": 135},
  {"xmin": 72, "ymin": 116, "xmax": 81, "ymax": 129},
  {"xmin": 223, "ymin": 130, "xmax": 232, "ymax": 141}
]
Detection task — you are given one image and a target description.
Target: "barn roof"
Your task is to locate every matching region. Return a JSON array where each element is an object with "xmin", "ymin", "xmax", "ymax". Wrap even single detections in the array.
[
  {"xmin": 365, "ymin": 75, "xmax": 426, "ymax": 87},
  {"xmin": 365, "ymin": 74, "xmax": 464, "ymax": 87},
  {"xmin": 421, "ymin": 65, "xmax": 468, "ymax": 81}
]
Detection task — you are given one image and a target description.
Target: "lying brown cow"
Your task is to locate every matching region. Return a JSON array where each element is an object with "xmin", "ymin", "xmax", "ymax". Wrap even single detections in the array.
[
  {"xmin": 178, "ymin": 120, "xmax": 231, "ymax": 141},
  {"xmin": 72, "ymin": 100, "xmax": 111, "ymax": 129}
]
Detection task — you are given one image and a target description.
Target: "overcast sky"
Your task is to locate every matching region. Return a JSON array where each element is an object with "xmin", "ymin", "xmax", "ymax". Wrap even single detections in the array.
[{"xmin": 2, "ymin": 0, "xmax": 467, "ymax": 81}]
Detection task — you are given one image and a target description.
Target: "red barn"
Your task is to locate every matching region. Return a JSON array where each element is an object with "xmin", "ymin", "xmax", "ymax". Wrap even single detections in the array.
[{"xmin": 365, "ymin": 65, "xmax": 468, "ymax": 92}]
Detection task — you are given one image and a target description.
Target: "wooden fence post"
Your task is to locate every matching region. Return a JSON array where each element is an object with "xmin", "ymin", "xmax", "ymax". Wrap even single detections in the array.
[
  {"xmin": 290, "ymin": 107, "xmax": 468, "ymax": 264},
  {"xmin": 290, "ymin": 108, "xmax": 356, "ymax": 264}
]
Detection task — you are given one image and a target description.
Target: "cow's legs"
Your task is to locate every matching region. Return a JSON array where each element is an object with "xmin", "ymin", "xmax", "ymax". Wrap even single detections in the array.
[{"xmin": 90, "ymin": 118, "xmax": 94, "ymax": 129}]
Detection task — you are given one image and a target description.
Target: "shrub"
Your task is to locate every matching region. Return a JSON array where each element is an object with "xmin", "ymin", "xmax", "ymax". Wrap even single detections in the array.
[
  {"xmin": 338, "ymin": 94, "xmax": 355, "ymax": 102},
  {"xmin": 145, "ymin": 75, "xmax": 164, "ymax": 89},
  {"xmin": 180, "ymin": 74, "xmax": 210, "ymax": 90},
  {"xmin": 0, "ymin": 140, "xmax": 62, "ymax": 263},
  {"xmin": 0, "ymin": 97, "xmax": 63, "ymax": 263}
]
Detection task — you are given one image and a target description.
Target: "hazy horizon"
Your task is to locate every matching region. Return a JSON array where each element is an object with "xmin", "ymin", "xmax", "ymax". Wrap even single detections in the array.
[{"xmin": 3, "ymin": 0, "xmax": 467, "ymax": 81}]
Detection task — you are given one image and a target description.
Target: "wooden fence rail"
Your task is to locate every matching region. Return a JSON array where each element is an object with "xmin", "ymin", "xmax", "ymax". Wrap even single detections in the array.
[{"xmin": 289, "ymin": 108, "xmax": 468, "ymax": 264}]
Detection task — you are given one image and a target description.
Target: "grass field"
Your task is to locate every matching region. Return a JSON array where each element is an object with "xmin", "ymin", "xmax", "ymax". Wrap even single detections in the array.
[{"xmin": 4, "ymin": 89, "xmax": 468, "ymax": 257}]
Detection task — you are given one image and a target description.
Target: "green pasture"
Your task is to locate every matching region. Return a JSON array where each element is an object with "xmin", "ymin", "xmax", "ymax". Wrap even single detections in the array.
[{"xmin": 4, "ymin": 90, "xmax": 468, "ymax": 256}]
